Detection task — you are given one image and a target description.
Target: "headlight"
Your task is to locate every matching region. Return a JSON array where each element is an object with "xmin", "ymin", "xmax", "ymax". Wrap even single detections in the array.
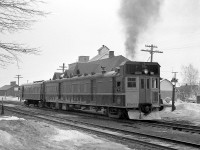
[{"xmin": 144, "ymin": 69, "xmax": 148, "ymax": 74}]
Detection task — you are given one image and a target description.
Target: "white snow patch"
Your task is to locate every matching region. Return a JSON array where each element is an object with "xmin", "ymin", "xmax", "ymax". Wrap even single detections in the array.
[
  {"xmin": 159, "ymin": 99, "xmax": 200, "ymax": 125},
  {"xmin": 0, "ymin": 96, "xmax": 19, "ymax": 101},
  {"xmin": 0, "ymin": 130, "xmax": 12, "ymax": 143},
  {"xmin": 128, "ymin": 110, "xmax": 161, "ymax": 120},
  {"xmin": 0, "ymin": 116, "xmax": 25, "ymax": 121},
  {"xmin": 143, "ymin": 111, "xmax": 161, "ymax": 120},
  {"xmin": 0, "ymin": 130, "xmax": 22, "ymax": 147},
  {"xmin": 129, "ymin": 99, "xmax": 200, "ymax": 124},
  {"xmin": 4, "ymin": 104, "xmax": 17, "ymax": 107},
  {"xmin": 50, "ymin": 129, "xmax": 133, "ymax": 149},
  {"xmin": 51, "ymin": 129, "xmax": 103, "ymax": 145}
]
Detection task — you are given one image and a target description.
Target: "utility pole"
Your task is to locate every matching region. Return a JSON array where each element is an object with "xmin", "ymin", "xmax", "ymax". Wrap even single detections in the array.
[
  {"xmin": 171, "ymin": 72, "xmax": 178, "ymax": 111},
  {"xmin": 57, "ymin": 63, "xmax": 67, "ymax": 73},
  {"xmin": 141, "ymin": 44, "xmax": 163, "ymax": 62},
  {"xmin": 14, "ymin": 75, "xmax": 23, "ymax": 100}
]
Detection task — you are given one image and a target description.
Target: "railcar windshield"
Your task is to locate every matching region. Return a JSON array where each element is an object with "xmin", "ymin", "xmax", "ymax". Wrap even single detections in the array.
[{"xmin": 125, "ymin": 62, "xmax": 160, "ymax": 76}]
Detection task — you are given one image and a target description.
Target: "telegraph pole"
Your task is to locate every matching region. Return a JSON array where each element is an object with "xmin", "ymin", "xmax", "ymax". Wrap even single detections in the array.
[
  {"xmin": 141, "ymin": 44, "xmax": 163, "ymax": 62},
  {"xmin": 14, "ymin": 75, "xmax": 23, "ymax": 100},
  {"xmin": 57, "ymin": 63, "xmax": 67, "ymax": 73},
  {"xmin": 171, "ymin": 72, "xmax": 178, "ymax": 111}
]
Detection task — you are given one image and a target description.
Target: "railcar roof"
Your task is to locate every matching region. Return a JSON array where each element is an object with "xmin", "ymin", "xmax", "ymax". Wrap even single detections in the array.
[
  {"xmin": 45, "ymin": 70, "xmax": 118, "ymax": 83},
  {"xmin": 21, "ymin": 82, "xmax": 43, "ymax": 86}
]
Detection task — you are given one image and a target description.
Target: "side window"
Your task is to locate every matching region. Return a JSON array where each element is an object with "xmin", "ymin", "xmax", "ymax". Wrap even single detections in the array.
[
  {"xmin": 116, "ymin": 81, "xmax": 121, "ymax": 92},
  {"xmin": 141, "ymin": 79, "xmax": 145, "ymax": 89},
  {"xmin": 152, "ymin": 78, "xmax": 158, "ymax": 88},
  {"xmin": 117, "ymin": 81, "xmax": 121, "ymax": 87},
  {"xmin": 127, "ymin": 77, "xmax": 136, "ymax": 88},
  {"xmin": 147, "ymin": 79, "xmax": 150, "ymax": 89}
]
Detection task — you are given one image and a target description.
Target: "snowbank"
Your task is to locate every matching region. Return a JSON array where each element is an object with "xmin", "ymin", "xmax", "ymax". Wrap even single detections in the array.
[
  {"xmin": 0, "ymin": 116, "xmax": 132, "ymax": 150},
  {"xmin": 159, "ymin": 99, "xmax": 200, "ymax": 125},
  {"xmin": 0, "ymin": 96, "xmax": 19, "ymax": 101},
  {"xmin": 128, "ymin": 99, "xmax": 200, "ymax": 125},
  {"xmin": 0, "ymin": 116, "xmax": 25, "ymax": 121}
]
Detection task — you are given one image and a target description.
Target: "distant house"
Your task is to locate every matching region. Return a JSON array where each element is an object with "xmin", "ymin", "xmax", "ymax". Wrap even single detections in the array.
[
  {"xmin": 160, "ymin": 79, "xmax": 177, "ymax": 101},
  {"xmin": 0, "ymin": 81, "xmax": 19, "ymax": 97}
]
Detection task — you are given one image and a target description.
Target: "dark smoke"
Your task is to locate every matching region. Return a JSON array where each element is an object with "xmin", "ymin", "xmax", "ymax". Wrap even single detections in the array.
[{"xmin": 119, "ymin": 0, "xmax": 163, "ymax": 59}]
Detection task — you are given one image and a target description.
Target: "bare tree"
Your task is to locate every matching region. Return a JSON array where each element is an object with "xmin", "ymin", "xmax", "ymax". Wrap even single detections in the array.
[
  {"xmin": 0, "ymin": 0, "xmax": 46, "ymax": 67},
  {"xmin": 181, "ymin": 64, "xmax": 199, "ymax": 85}
]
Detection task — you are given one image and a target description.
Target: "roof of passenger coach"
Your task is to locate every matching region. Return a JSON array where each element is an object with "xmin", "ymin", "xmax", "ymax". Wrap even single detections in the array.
[
  {"xmin": 21, "ymin": 81, "xmax": 44, "ymax": 87},
  {"xmin": 58, "ymin": 70, "xmax": 118, "ymax": 82}
]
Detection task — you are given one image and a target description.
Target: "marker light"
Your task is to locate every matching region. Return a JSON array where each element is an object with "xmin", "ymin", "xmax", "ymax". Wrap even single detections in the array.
[{"xmin": 144, "ymin": 69, "xmax": 148, "ymax": 74}]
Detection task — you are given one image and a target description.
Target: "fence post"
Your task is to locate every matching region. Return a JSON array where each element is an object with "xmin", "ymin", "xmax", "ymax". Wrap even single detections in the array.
[{"xmin": 1, "ymin": 97, "xmax": 4, "ymax": 115}]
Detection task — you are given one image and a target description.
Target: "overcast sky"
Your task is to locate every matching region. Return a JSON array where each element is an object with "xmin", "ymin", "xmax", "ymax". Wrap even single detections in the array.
[{"xmin": 1, "ymin": 0, "xmax": 200, "ymax": 87}]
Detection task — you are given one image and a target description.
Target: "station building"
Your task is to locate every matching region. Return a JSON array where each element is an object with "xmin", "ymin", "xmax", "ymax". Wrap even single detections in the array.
[{"xmin": 0, "ymin": 81, "xmax": 19, "ymax": 97}]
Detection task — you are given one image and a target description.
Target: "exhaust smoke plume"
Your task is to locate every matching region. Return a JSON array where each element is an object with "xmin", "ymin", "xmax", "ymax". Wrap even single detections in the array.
[{"xmin": 119, "ymin": 0, "xmax": 163, "ymax": 59}]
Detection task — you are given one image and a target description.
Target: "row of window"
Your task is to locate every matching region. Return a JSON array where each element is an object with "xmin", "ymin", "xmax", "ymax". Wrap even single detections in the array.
[
  {"xmin": 62, "ymin": 83, "xmax": 91, "ymax": 93},
  {"xmin": 24, "ymin": 87, "xmax": 41, "ymax": 94},
  {"xmin": 46, "ymin": 86, "xmax": 59, "ymax": 93}
]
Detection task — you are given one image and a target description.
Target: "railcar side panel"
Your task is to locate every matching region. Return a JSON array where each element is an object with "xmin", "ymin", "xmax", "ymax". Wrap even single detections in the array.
[
  {"xmin": 22, "ymin": 83, "xmax": 43, "ymax": 100},
  {"xmin": 125, "ymin": 76, "xmax": 139, "ymax": 108},
  {"xmin": 45, "ymin": 81, "xmax": 60, "ymax": 102}
]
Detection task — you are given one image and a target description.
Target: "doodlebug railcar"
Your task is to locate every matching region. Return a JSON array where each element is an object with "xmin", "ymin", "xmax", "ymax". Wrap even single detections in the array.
[{"xmin": 20, "ymin": 61, "xmax": 161, "ymax": 119}]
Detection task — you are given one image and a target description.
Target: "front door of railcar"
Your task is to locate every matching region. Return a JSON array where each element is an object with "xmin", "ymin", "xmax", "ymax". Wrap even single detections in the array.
[{"xmin": 139, "ymin": 77, "xmax": 151, "ymax": 104}]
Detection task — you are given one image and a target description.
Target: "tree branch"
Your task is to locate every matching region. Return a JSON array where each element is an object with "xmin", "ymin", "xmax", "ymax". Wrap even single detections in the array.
[{"xmin": 0, "ymin": 0, "xmax": 46, "ymax": 67}]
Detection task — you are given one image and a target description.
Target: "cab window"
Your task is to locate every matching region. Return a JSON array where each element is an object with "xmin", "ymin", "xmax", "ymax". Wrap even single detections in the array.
[
  {"xmin": 152, "ymin": 78, "xmax": 158, "ymax": 88},
  {"xmin": 127, "ymin": 77, "xmax": 136, "ymax": 88},
  {"xmin": 141, "ymin": 79, "xmax": 145, "ymax": 89}
]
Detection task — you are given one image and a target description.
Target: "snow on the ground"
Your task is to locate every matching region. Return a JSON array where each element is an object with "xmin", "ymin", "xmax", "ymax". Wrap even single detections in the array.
[
  {"xmin": 0, "ymin": 116, "xmax": 24, "ymax": 121},
  {"xmin": 0, "ymin": 96, "xmax": 19, "ymax": 101},
  {"xmin": 140, "ymin": 99, "xmax": 200, "ymax": 125},
  {"xmin": 51, "ymin": 129, "xmax": 132, "ymax": 150},
  {"xmin": 0, "ymin": 116, "xmax": 132, "ymax": 150},
  {"xmin": 1, "ymin": 97, "xmax": 200, "ymax": 149},
  {"xmin": 159, "ymin": 99, "xmax": 200, "ymax": 125},
  {"xmin": 128, "ymin": 99, "xmax": 200, "ymax": 125},
  {"xmin": 2, "ymin": 96, "xmax": 200, "ymax": 125}
]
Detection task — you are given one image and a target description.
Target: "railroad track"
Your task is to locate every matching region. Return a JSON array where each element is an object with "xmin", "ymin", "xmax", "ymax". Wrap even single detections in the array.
[
  {"xmin": 4, "ymin": 105, "xmax": 200, "ymax": 150},
  {"xmin": 135, "ymin": 120, "xmax": 200, "ymax": 134},
  {"xmin": 3, "ymin": 101, "xmax": 200, "ymax": 134}
]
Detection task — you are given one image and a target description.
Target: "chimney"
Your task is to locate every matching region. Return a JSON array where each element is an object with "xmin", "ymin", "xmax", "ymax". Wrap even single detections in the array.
[
  {"xmin": 10, "ymin": 81, "xmax": 16, "ymax": 86},
  {"xmin": 109, "ymin": 51, "xmax": 114, "ymax": 58},
  {"xmin": 78, "ymin": 56, "xmax": 89, "ymax": 63}
]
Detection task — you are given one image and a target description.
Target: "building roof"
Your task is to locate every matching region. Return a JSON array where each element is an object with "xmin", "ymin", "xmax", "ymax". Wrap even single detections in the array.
[
  {"xmin": 92, "ymin": 55, "xmax": 129, "ymax": 73},
  {"xmin": 0, "ymin": 85, "xmax": 13, "ymax": 91},
  {"xmin": 161, "ymin": 79, "xmax": 173, "ymax": 84},
  {"xmin": 63, "ymin": 55, "xmax": 129, "ymax": 78},
  {"xmin": 52, "ymin": 72, "xmax": 63, "ymax": 80},
  {"xmin": 89, "ymin": 45, "xmax": 110, "ymax": 62}
]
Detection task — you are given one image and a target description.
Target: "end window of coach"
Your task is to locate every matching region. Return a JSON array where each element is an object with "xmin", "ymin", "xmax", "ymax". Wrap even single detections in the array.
[
  {"xmin": 152, "ymin": 78, "xmax": 158, "ymax": 88},
  {"xmin": 127, "ymin": 77, "xmax": 136, "ymax": 88}
]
